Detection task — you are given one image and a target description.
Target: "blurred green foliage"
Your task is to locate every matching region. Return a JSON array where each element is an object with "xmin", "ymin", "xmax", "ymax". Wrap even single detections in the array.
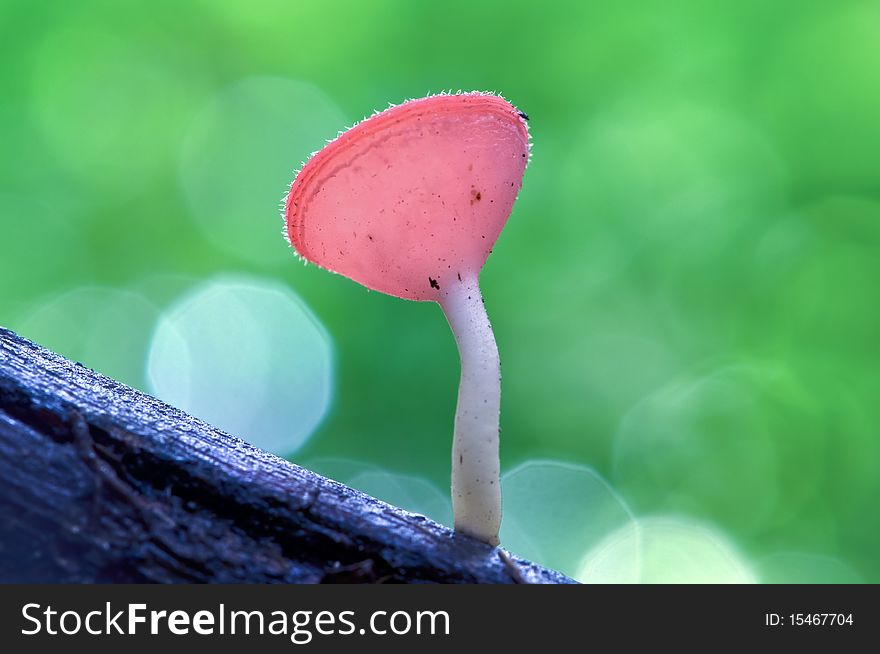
[{"xmin": 0, "ymin": 0, "xmax": 877, "ymax": 582}]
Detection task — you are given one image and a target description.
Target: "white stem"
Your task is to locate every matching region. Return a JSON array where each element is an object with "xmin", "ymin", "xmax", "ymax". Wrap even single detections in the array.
[{"xmin": 439, "ymin": 273, "xmax": 501, "ymax": 546}]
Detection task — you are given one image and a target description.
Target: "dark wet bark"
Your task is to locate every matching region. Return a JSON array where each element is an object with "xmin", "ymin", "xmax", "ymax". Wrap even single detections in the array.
[{"xmin": 0, "ymin": 328, "xmax": 572, "ymax": 584}]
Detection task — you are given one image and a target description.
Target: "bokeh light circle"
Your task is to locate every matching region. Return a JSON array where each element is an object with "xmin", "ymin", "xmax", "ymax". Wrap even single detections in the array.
[
  {"xmin": 179, "ymin": 76, "xmax": 349, "ymax": 264},
  {"xmin": 578, "ymin": 516, "xmax": 756, "ymax": 583},
  {"xmin": 148, "ymin": 275, "xmax": 333, "ymax": 456},
  {"xmin": 14, "ymin": 286, "xmax": 159, "ymax": 391},
  {"xmin": 559, "ymin": 98, "xmax": 786, "ymax": 278},
  {"xmin": 30, "ymin": 20, "xmax": 202, "ymax": 186},
  {"xmin": 613, "ymin": 362, "xmax": 825, "ymax": 535},
  {"xmin": 499, "ymin": 460, "xmax": 636, "ymax": 578}
]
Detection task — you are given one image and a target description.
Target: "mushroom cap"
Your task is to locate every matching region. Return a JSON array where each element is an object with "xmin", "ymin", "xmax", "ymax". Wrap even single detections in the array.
[{"xmin": 285, "ymin": 92, "xmax": 530, "ymax": 301}]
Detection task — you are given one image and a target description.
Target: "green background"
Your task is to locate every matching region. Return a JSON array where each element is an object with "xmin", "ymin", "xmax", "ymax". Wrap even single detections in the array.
[{"xmin": 1, "ymin": 0, "xmax": 878, "ymax": 582}]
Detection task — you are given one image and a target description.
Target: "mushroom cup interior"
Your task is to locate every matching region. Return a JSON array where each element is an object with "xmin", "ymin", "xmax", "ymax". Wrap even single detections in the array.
[{"xmin": 286, "ymin": 93, "xmax": 530, "ymax": 301}]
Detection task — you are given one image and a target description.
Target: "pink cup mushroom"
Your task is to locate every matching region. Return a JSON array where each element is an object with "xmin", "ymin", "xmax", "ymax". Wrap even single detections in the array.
[{"xmin": 285, "ymin": 92, "xmax": 530, "ymax": 545}]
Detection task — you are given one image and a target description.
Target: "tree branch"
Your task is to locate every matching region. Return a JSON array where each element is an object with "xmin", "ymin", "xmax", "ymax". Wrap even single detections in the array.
[{"xmin": 0, "ymin": 327, "xmax": 573, "ymax": 584}]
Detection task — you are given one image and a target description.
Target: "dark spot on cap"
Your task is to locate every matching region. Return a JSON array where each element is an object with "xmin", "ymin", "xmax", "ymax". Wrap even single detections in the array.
[
  {"xmin": 517, "ymin": 111, "xmax": 530, "ymax": 121},
  {"xmin": 429, "ymin": 277, "xmax": 440, "ymax": 290}
]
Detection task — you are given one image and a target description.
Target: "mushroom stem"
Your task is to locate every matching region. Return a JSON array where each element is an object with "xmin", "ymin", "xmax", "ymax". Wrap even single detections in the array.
[{"xmin": 439, "ymin": 273, "xmax": 502, "ymax": 546}]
